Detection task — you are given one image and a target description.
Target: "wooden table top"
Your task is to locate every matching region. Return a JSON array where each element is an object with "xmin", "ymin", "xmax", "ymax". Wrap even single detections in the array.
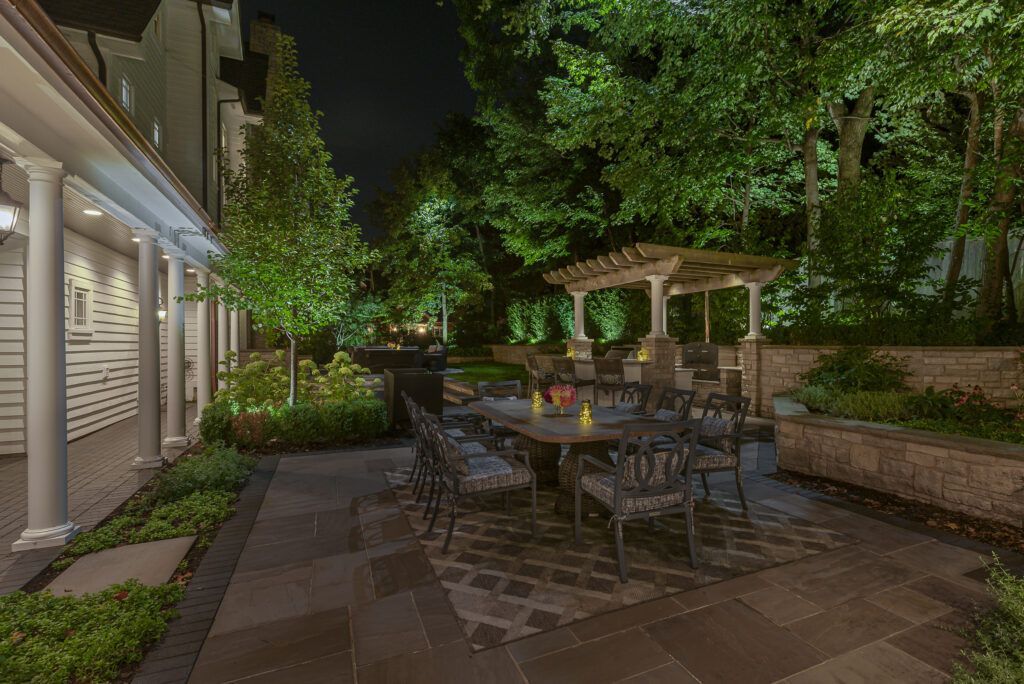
[{"xmin": 469, "ymin": 399, "xmax": 665, "ymax": 444}]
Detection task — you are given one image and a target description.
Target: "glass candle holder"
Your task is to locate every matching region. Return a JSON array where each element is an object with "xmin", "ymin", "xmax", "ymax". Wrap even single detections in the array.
[
  {"xmin": 579, "ymin": 399, "xmax": 592, "ymax": 425},
  {"xmin": 531, "ymin": 390, "xmax": 543, "ymax": 409},
  {"xmin": 637, "ymin": 347, "xmax": 650, "ymax": 362}
]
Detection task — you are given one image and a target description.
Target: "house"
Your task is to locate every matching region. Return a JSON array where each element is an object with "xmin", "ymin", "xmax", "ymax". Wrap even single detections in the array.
[{"xmin": 0, "ymin": 0, "xmax": 272, "ymax": 551}]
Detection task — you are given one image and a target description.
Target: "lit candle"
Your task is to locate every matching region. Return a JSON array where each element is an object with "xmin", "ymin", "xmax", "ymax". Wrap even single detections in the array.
[
  {"xmin": 579, "ymin": 399, "xmax": 592, "ymax": 425},
  {"xmin": 531, "ymin": 390, "xmax": 543, "ymax": 409}
]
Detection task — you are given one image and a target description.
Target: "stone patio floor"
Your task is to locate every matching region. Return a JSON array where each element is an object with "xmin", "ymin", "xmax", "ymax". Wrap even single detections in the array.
[
  {"xmin": 179, "ymin": 434, "xmax": 1020, "ymax": 684},
  {"xmin": 0, "ymin": 404, "xmax": 197, "ymax": 595}
]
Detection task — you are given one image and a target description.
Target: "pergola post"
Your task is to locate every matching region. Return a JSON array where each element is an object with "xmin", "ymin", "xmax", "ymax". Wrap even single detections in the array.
[
  {"xmin": 13, "ymin": 160, "xmax": 79, "ymax": 551},
  {"xmin": 745, "ymin": 281, "xmax": 764, "ymax": 339},
  {"xmin": 646, "ymin": 274, "xmax": 668, "ymax": 337}
]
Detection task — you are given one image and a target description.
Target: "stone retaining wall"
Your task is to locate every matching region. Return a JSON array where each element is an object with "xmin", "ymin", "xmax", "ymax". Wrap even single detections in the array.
[
  {"xmin": 774, "ymin": 396, "xmax": 1024, "ymax": 528},
  {"xmin": 752, "ymin": 345, "xmax": 1021, "ymax": 417},
  {"xmin": 487, "ymin": 344, "xmax": 564, "ymax": 367}
]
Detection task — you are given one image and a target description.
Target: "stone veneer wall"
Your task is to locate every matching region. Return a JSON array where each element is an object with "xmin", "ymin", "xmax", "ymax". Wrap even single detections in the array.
[
  {"xmin": 750, "ymin": 345, "xmax": 1021, "ymax": 417},
  {"xmin": 774, "ymin": 397, "xmax": 1024, "ymax": 528},
  {"xmin": 487, "ymin": 344, "xmax": 563, "ymax": 367}
]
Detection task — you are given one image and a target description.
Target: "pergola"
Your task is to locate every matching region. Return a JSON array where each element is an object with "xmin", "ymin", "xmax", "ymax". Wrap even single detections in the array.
[{"xmin": 543, "ymin": 243, "xmax": 797, "ymax": 341}]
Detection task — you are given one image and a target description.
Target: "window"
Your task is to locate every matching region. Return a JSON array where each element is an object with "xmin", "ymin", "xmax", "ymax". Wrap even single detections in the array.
[
  {"xmin": 152, "ymin": 119, "xmax": 161, "ymax": 148},
  {"xmin": 68, "ymin": 279, "xmax": 92, "ymax": 335},
  {"xmin": 120, "ymin": 76, "xmax": 133, "ymax": 112}
]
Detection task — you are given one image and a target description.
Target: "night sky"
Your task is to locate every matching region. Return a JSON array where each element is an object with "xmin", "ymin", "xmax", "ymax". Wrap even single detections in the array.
[{"xmin": 239, "ymin": 1, "xmax": 476, "ymax": 237}]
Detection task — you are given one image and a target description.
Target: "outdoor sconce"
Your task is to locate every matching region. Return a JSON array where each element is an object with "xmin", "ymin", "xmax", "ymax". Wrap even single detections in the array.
[
  {"xmin": 579, "ymin": 400, "xmax": 593, "ymax": 425},
  {"xmin": 157, "ymin": 298, "xmax": 168, "ymax": 323},
  {"xmin": 637, "ymin": 348, "xmax": 650, "ymax": 362},
  {"xmin": 0, "ymin": 160, "xmax": 23, "ymax": 246},
  {"xmin": 531, "ymin": 390, "xmax": 543, "ymax": 409}
]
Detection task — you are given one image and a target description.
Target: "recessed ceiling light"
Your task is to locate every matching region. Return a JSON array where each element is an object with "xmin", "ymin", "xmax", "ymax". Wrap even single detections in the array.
[
  {"xmin": 186, "ymin": 268, "xmax": 196, "ymax": 273},
  {"xmin": 131, "ymin": 238, "xmax": 140, "ymax": 242},
  {"xmin": 83, "ymin": 209, "xmax": 102, "ymax": 216},
  {"xmin": 162, "ymin": 255, "xmax": 169, "ymax": 259}
]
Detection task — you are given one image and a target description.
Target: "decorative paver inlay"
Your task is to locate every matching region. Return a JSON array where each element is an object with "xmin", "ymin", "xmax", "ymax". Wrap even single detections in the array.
[{"xmin": 385, "ymin": 468, "xmax": 854, "ymax": 650}]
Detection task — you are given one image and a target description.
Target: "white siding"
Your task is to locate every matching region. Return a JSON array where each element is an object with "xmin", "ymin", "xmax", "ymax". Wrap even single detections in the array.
[
  {"xmin": 106, "ymin": 15, "xmax": 168, "ymax": 157},
  {"xmin": 0, "ymin": 246, "xmax": 25, "ymax": 455},
  {"xmin": 164, "ymin": 0, "xmax": 206, "ymax": 208}
]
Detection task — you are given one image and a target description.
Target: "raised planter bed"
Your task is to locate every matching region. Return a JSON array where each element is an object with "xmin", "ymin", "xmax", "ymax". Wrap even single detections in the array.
[
  {"xmin": 487, "ymin": 343, "xmax": 563, "ymax": 366},
  {"xmin": 774, "ymin": 396, "xmax": 1024, "ymax": 528}
]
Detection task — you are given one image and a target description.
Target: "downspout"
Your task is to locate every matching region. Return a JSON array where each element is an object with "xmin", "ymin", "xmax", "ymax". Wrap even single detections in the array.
[
  {"xmin": 216, "ymin": 97, "xmax": 241, "ymax": 224},
  {"xmin": 197, "ymin": 2, "xmax": 209, "ymax": 212},
  {"xmin": 86, "ymin": 31, "xmax": 106, "ymax": 84}
]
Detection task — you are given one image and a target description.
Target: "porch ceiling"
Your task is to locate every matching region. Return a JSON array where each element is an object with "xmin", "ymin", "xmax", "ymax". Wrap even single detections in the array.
[{"xmin": 542, "ymin": 243, "xmax": 798, "ymax": 296}]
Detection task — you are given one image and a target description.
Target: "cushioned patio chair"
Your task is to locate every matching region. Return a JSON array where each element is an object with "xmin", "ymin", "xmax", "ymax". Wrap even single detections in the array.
[
  {"xmin": 423, "ymin": 417, "xmax": 537, "ymax": 553},
  {"xmin": 593, "ymin": 357, "xmax": 627, "ymax": 407},
  {"xmin": 526, "ymin": 354, "xmax": 555, "ymax": 397},
  {"xmin": 403, "ymin": 392, "xmax": 487, "ymax": 504},
  {"xmin": 551, "ymin": 356, "xmax": 594, "ymax": 393},
  {"xmin": 476, "ymin": 380, "xmax": 522, "ymax": 448},
  {"xmin": 652, "ymin": 387, "xmax": 697, "ymax": 421},
  {"xmin": 694, "ymin": 393, "xmax": 751, "ymax": 510},
  {"xmin": 613, "ymin": 383, "xmax": 653, "ymax": 414},
  {"xmin": 575, "ymin": 420, "xmax": 701, "ymax": 582}
]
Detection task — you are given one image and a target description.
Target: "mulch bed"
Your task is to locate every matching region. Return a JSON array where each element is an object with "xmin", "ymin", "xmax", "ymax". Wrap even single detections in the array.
[{"xmin": 771, "ymin": 469, "xmax": 1024, "ymax": 555}]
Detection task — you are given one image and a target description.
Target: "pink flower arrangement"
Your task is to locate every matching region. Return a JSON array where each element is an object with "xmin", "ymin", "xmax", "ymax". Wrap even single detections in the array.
[{"xmin": 543, "ymin": 384, "xmax": 577, "ymax": 409}]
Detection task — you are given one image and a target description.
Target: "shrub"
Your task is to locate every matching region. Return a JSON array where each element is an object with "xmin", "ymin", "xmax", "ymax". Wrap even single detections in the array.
[
  {"xmin": 955, "ymin": 559, "xmax": 1024, "ymax": 682},
  {"xmin": 801, "ymin": 347, "xmax": 909, "ymax": 392},
  {"xmin": 0, "ymin": 580, "xmax": 183, "ymax": 684},
  {"xmin": 274, "ymin": 402, "xmax": 325, "ymax": 447},
  {"xmin": 151, "ymin": 445, "xmax": 256, "ymax": 504},
  {"xmin": 506, "ymin": 300, "xmax": 529, "ymax": 342},
  {"xmin": 198, "ymin": 399, "xmax": 233, "ymax": 446},
  {"xmin": 586, "ymin": 289, "xmax": 628, "ymax": 342},
  {"xmin": 830, "ymin": 391, "xmax": 913, "ymax": 423}
]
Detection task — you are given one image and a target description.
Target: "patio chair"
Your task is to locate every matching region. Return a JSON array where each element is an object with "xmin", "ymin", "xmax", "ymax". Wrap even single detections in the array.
[
  {"xmin": 477, "ymin": 380, "xmax": 522, "ymax": 448},
  {"xmin": 551, "ymin": 356, "xmax": 594, "ymax": 394},
  {"xmin": 651, "ymin": 388, "xmax": 697, "ymax": 421},
  {"xmin": 403, "ymin": 392, "xmax": 486, "ymax": 499},
  {"xmin": 423, "ymin": 417, "xmax": 537, "ymax": 553},
  {"xmin": 613, "ymin": 383, "xmax": 653, "ymax": 414},
  {"xmin": 694, "ymin": 393, "xmax": 751, "ymax": 510},
  {"xmin": 526, "ymin": 354, "xmax": 555, "ymax": 396},
  {"xmin": 575, "ymin": 420, "xmax": 701, "ymax": 582},
  {"xmin": 593, "ymin": 357, "xmax": 627, "ymax": 407}
]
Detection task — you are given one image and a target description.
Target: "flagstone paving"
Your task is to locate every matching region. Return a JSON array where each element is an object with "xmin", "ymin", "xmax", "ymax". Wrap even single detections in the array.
[
  {"xmin": 178, "ymin": 436, "xmax": 1020, "ymax": 684},
  {"xmin": 46, "ymin": 536, "xmax": 196, "ymax": 597}
]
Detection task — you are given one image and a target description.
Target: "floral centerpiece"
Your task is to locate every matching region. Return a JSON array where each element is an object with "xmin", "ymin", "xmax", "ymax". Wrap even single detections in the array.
[{"xmin": 543, "ymin": 384, "xmax": 577, "ymax": 416}]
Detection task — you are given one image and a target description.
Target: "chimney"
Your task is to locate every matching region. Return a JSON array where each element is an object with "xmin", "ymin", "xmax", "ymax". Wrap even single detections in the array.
[{"xmin": 248, "ymin": 12, "xmax": 279, "ymax": 55}]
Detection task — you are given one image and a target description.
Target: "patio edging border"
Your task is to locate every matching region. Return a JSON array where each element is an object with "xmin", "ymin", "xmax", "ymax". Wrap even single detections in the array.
[{"xmin": 132, "ymin": 453, "xmax": 280, "ymax": 684}]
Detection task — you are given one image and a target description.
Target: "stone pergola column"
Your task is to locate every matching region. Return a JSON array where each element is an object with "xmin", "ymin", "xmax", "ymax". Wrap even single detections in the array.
[
  {"xmin": 216, "ymin": 297, "xmax": 229, "ymax": 388},
  {"xmin": 133, "ymin": 229, "xmax": 163, "ymax": 468},
  {"xmin": 14, "ymin": 160, "xmax": 79, "ymax": 551},
  {"xmin": 646, "ymin": 274, "xmax": 668, "ymax": 337},
  {"xmin": 162, "ymin": 247, "xmax": 188, "ymax": 448},
  {"xmin": 745, "ymin": 281, "xmax": 764, "ymax": 339},
  {"xmin": 195, "ymin": 270, "xmax": 212, "ymax": 418}
]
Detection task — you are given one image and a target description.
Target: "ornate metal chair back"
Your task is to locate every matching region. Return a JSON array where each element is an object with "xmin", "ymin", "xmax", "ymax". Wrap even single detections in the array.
[
  {"xmin": 700, "ymin": 393, "xmax": 751, "ymax": 449},
  {"xmin": 614, "ymin": 420, "xmax": 701, "ymax": 498},
  {"xmin": 593, "ymin": 358, "xmax": 625, "ymax": 385},
  {"xmin": 618, "ymin": 383, "xmax": 653, "ymax": 412},
  {"xmin": 551, "ymin": 356, "xmax": 578, "ymax": 384},
  {"xmin": 654, "ymin": 388, "xmax": 697, "ymax": 420}
]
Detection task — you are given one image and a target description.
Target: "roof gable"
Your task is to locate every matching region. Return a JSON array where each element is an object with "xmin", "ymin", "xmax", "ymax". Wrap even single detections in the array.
[{"xmin": 37, "ymin": 0, "xmax": 162, "ymax": 42}]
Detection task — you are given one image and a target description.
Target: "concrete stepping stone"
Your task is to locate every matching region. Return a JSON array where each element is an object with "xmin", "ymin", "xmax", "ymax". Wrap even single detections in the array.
[{"xmin": 46, "ymin": 536, "xmax": 196, "ymax": 597}]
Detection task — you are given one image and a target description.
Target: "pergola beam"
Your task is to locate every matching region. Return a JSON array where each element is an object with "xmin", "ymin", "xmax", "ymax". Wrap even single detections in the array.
[{"xmin": 666, "ymin": 266, "xmax": 783, "ymax": 296}]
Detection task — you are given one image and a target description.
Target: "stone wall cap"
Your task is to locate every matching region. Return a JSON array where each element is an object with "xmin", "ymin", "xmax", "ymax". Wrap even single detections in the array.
[
  {"xmin": 773, "ymin": 396, "xmax": 1024, "ymax": 463},
  {"xmin": 761, "ymin": 344, "xmax": 1021, "ymax": 352}
]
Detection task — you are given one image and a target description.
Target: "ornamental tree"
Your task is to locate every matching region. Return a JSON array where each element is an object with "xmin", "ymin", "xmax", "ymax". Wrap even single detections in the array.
[{"xmin": 201, "ymin": 33, "xmax": 371, "ymax": 405}]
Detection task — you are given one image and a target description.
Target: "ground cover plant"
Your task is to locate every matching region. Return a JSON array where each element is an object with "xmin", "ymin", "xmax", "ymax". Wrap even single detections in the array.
[
  {"xmin": 0, "ymin": 580, "xmax": 184, "ymax": 684},
  {"xmin": 955, "ymin": 560, "xmax": 1024, "ymax": 683},
  {"xmin": 792, "ymin": 349, "xmax": 1023, "ymax": 444}
]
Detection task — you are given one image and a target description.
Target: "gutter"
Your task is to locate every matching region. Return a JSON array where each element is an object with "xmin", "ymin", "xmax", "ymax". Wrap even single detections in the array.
[
  {"xmin": 2, "ymin": 0, "xmax": 217, "ymax": 236},
  {"xmin": 86, "ymin": 31, "xmax": 105, "ymax": 84}
]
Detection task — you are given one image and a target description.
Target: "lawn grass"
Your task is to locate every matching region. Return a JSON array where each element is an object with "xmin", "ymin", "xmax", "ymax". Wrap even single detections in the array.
[{"xmin": 449, "ymin": 362, "xmax": 529, "ymax": 388}]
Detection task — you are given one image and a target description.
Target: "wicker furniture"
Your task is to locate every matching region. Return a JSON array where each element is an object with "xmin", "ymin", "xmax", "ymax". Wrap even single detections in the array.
[
  {"xmin": 695, "ymin": 393, "xmax": 751, "ymax": 509},
  {"xmin": 468, "ymin": 399, "xmax": 671, "ymax": 516},
  {"xmin": 593, "ymin": 357, "xmax": 626, "ymax": 407},
  {"xmin": 423, "ymin": 416, "xmax": 537, "ymax": 553},
  {"xmin": 575, "ymin": 420, "xmax": 701, "ymax": 582}
]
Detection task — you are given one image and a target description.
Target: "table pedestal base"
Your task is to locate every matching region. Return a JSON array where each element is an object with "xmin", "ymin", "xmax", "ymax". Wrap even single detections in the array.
[{"xmin": 513, "ymin": 435, "xmax": 560, "ymax": 487}]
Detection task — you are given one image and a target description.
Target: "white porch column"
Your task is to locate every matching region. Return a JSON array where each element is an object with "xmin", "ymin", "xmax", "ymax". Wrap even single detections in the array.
[
  {"xmin": 133, "ymin": 230, "xmax": 163, "ymax": 468},
  {"xmin": 745, "ymin": 281, "xmax": 764, "ymax": 339},
  {"xmin": 216, "ymin": 298, "xmax": 229, "ymax": 388},
  {"xmin": 229, "ymin": 308, "xmax": 240, "ymax": 356},
  {"xmin": 162, "ymin": 248, "xmax": 187, "ymax": 448},
  {"xmin": 195, "ymin": 270, "xmax": 212, "ymax": 418},
  {"xmin": 14, "ymin": 160, "xmax": 79, "ymax": 551},
  {"xmin": 646, "ymin": 275, "xmax": 668, "ymax": 337},
  {"xmin": 571, "ymin": 290, "xmax": 587, "ymax": 340}
]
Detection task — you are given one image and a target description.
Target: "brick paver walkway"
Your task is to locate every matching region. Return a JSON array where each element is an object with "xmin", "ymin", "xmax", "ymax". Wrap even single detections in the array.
[
  {"xmin": 177, "ymin": 437, "xmax": 1021, "ymax": 684},
  {"xmin": 0, "ymin": 405, "xmax": 197, "ymax": 595}
]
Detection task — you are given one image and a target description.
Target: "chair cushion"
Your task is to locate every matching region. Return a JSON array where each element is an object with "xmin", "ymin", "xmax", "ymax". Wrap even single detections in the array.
[
  {"xmin": 692, "ymin": 443, "xmax": 738, "ymax": 471},
  {"xmin": 597, "ymin": 374, "xmax": 623, "ymax": 385},
  {"xmin": 460, "ymin": 455, "xmax": 532, "ymax": 494},
  {"xmin": 613, "ymin": 402, "xmax": 641, "ymax": 414},
  {"xmin": 580, "ymin": 473, "xmax": 687, "ymax": 514},
  {"xmin": 654, "ymin": 408, "xmax": 679, "ymax": 422},
  {"xmin": 700, "ymin": 416, "xmax": 732, "ymax": 438}
]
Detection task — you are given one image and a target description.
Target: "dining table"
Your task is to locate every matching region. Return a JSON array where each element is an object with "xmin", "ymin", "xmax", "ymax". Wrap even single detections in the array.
[{"xmin": 468, "ymin": 398, "xmax": 668, "ymax": 516}]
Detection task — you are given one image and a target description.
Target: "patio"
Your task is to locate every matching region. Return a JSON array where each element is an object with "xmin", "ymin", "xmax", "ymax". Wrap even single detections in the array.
[{"xmin": 175, "ymin": 429, "xmax": 1010, "ymax": 684}]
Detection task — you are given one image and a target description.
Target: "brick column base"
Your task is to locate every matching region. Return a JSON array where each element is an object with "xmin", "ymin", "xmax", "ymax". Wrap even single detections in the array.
[
  {"xmin": 641, "ymin": 335, "xmax": 678, "ymax": 398},
  {"xmin": 567, "ymin": 338, "xmax": 593, "ymax": 359},
  {"xmin": 740, "ymin": 336, "xmax": 764, "ymax": 416}
]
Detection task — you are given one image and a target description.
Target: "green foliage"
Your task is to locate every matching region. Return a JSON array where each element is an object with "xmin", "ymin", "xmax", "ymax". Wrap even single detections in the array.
[
  {"xmin": 800, "ymin": 348, "xmax": 910, "ymax": 392},
  {"xmin": 506, "ymin": 300, "xmax": 529, "ymax": 343},
  {"xmin": 450, "ymin": 362, "xmax": 530, "ymax": 387},
  {"xmin": 131, "ymin": 491, "xmax": 236, "ymax": 546},
  {"xmin": 955, "ymin": 559, "xmax": 1024, "ymax": 683},
  {"xmin": 151, "ymin": 445, "xmax": 256, "ymax": 504},
  {"xmin": 585, "ymin": 289, "xmax": 627, "ymax": 342},
  {"xmin": 0, "ymin": 580, "xmax": 184, "ymax": 684},
  {"xmin": 199, "ymin": 33, "xmax": 372, "ymax": 404}
]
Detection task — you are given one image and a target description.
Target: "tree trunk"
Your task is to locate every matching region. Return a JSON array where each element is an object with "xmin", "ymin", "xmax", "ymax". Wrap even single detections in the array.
[
  {"xmin": 288, "ymin": 334, "xmax": 298, "ymax": 406},
  {"xmin": 827, "ymin": 87, "xmax": 875, "ymax": 192},
  {"xmin": 802, "ymin": 126, "xmax": 821, "ymax": 283},
  {"xmin": 740, "ymin": 173, "xmax": 752, "ymax": 235},
  {"xmin": 945, "ymin": 91, "xmax": 983, "ymax": 302},
  {"xmin": 441, "ymin": 290, "xmax": 448, "ymax": 345}
]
